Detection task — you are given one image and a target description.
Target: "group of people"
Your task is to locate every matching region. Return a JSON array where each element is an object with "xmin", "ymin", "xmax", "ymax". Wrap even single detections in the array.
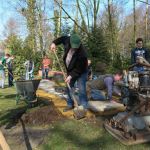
[
  {"xmin": 0, "ymin": 53, "xmax": 52, "ymax": 88},
  {"xmin": 0, "ymin": 34, "xmax": 148, "ymax": 113},
  {"xmin": 50, "ymin": 34, "xmax": 150, "ymax": 112},
  {"xmin": 24, "ymin": 55, "xmax": 52, "ymax": 80}
]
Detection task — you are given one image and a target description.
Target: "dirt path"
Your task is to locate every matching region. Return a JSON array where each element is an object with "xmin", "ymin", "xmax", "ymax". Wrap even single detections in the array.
[{"xmin": 0, "ymin": 100, "xmax": 65, "ymax": 150}]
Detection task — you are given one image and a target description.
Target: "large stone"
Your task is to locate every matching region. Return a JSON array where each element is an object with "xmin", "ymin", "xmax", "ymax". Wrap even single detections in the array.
[{"xmin": 88, "ymin": 101, "xmax": 125, "ymax": 115}]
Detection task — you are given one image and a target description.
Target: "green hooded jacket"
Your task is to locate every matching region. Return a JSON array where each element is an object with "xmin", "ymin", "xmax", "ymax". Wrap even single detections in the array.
[{"xmin": 0, "ymin": 57, "xmax": 6, "ymax": 70}]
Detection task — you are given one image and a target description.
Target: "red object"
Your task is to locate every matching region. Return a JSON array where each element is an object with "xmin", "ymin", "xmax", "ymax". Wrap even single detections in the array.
[{"xmin": 42, "ymin": 58, "xmax": 51, "ymax": 69}]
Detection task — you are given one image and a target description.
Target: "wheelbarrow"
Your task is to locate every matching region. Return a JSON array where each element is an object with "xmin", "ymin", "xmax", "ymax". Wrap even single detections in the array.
[{"xmin": 15, "ymin": 79, "xmax": 41, "ymax": 106}]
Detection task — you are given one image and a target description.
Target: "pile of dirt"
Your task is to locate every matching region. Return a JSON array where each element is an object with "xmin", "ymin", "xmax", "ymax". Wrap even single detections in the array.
[{"xmin": 22, "ymin": 105, "xmax": 64, "ymax": 125}]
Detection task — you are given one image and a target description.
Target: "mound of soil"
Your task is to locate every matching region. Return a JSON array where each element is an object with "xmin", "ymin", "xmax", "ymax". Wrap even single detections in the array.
[{"xmin": 22, "ymin": 105, "xmax": 64, "ymax": 125}]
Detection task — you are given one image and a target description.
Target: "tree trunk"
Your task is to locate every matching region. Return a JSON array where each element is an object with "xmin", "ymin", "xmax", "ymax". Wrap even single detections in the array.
[
  {"xmin": 27, "ymin": 0, "xmax": 37, "ymax": 53},
  {"xmin": 108, "ymin": 0, "xmax": 114, "ymax": 61},
  {"xmin": 54, "ymin": 0, "xmax": 62, "ymax": 37},
  {"xmin": 93, "ymin": 0, "xmax": 100, "ymax": 33},
  {"xmin": 59, "ymin": 0, "xmax": 62, "ymax": 36},
  {"xmin": 145, "ymin": 0, "xmax": 148, "ymax": 44},
  {"xmin": 133, "ymin": 0, "xmax": 136, "ymax": 43},
  {"xmin": 38, "ymin": 5, "xmax": 44, "ymax": 56},
  {"xmin": 76, "ymin": 0, "xmax": 88, "ymax": 33},
  {"xmin": 74, "ymin": 2, "xmax": 79, "ymax": 32}
]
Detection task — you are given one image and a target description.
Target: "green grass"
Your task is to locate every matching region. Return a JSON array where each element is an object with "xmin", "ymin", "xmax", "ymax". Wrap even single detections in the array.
[
  {"xmin": 0, "ymin": 87, "xmax": 27, "ymax": 126},
  {"xmin": 38, "ymin": 119, "xmax": 150, "ymax": 150},
  {"xmin": 1, "ymin": 87, "xmax": 150, "ymax": 150}
]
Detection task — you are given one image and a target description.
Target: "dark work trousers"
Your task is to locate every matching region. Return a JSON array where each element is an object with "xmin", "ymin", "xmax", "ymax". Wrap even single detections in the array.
[{"xmin": 8, "ymin": 69, "xmax": 13, "ymax": 86}]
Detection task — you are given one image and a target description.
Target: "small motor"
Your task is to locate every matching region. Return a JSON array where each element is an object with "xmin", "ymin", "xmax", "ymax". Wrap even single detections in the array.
[{"xmin": 128, "ymin": 71, "xmax": 139, "ymax": 90}]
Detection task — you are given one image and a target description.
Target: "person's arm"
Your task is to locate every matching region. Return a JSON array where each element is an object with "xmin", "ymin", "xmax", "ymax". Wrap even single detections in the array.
[
  {"xmin": 2, "ymin": 58, "xmax": 6, "ymax": 65},
  {"xmin": 50, "ymin": 36, "xmax": 69, "ymax": 52},
  {"xmin": 104, "ymin": 77, "xmax": 113, "ymax": 100},
  {"xmin": 53, "ymin": 36, "xmax": 69, "ymax": 46}
]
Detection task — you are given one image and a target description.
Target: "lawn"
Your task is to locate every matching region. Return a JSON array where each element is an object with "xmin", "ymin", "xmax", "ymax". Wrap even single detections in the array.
[
  {"xmin": 0, "ymin": 87, "xmax": 150, "ymax": 150},
  {"xmin": 0, "ymin": 87, "xmax": 27, "ymax": 126},
  {"xmin": 39, "ymin": 119, "xmax": 150, "ymax": 150}
]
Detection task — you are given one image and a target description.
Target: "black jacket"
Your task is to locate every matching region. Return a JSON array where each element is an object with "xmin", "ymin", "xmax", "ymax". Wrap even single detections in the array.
[{"xmin": 53, "ymin": 36, "xmax": 88, "ymax": 79}]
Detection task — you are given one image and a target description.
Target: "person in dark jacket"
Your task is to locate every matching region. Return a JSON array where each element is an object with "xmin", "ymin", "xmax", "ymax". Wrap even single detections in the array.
[
  {"xmin": 50, "ymin": 34, "xmax": 88, "ymax": 112},
  {"xmin": 131, "ymin": 38, "xmax": 150, "ymax": 72}
]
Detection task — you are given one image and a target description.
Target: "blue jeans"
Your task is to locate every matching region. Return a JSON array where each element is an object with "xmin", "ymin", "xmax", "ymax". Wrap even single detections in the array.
[
  {"xmin": 133, "ymin": 66, "xmax": 144, "ymax": 73},
  {"xmin": 91, "ymin": 89, "xmax": 106, "ymax": 100},
  {"xmin": 67, "ymin": 72, "xmax": 88, "ymax": 108},
  {"xmin": 42, "ymin": 68, "xmax": 49, "ymax": 79}
]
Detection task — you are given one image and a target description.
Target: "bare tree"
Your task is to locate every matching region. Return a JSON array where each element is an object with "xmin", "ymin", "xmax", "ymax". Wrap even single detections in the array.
[
  {"xmin": 76, "ymin": 0, "xmax": 100, "ymax": 33},
  {"xmin": 145, "ymin": 0, "xmax": 148, "ymax": 43},
  {"xmin": 3, "ymin": 18, "xmax": 19, "ymax": 38},
  {"xmin": 53, "ymin": 0, "xmax": 62, "ymax": 37},
  {"xmin": 133, "ymin": 0, "xmax": 136, "ymax": 43}
]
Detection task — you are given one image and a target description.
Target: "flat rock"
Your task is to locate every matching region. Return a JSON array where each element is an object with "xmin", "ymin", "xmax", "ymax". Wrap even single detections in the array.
[{"xmin": 88, "ymin": 101, "xmax": 125, "ymax": 115}]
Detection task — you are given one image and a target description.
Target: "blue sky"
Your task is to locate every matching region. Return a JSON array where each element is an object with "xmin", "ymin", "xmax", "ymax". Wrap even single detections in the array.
[
  {"xmin": 0, "ymin": 0, "xmax": 145, "ymax": 40},
  {"xmin": 0, "ymin": 0, "xmax": 27, "ymax": 40}
]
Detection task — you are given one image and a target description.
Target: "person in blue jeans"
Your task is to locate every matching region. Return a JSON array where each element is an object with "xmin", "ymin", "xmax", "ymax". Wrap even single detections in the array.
[
  {"xmin": 86, "ymin": 72, "xmax": 123, "ymax": 102},
  {"xmin": 50, "ymin": 34, "xmax": 88, "ymax": 112},
  {"xmin": 41, "ymin": 55, "xmax": 51, "ymax": 79}
]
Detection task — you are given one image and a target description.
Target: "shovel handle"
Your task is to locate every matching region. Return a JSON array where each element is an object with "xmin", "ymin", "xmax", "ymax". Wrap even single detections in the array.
[
  {"xmin": 0, "ymin": 63, "xmax": 14, "ymax": 79},
  {"xmin": 53, "ymin": 50, "xmax": 78, "ymax": 107}
]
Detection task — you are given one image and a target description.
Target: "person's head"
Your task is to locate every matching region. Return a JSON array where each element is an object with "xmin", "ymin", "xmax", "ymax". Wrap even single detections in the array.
[
  {"xmin": 114, "ymin": 71, "xmax": 123, "ymax": 82},
  {"xmin": 136, "ymin": 38, "xmax": 143, "ymax": 48},
  {"xmin": 43, "ymin": 55, "xmax": 48, "ymax": 59},
  {"xmin": 70, "ymin": 34, "xmax": 81, "ymax": 49},
  {"xmin": 5, "ymin": 53, "xmax": 10, "ymax": 59}
]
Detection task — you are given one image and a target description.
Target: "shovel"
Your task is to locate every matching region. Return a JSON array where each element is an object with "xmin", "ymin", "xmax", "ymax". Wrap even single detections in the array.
[{"xmin": 53, "ymin": 50, "xmax": 87, "ymax": 119}]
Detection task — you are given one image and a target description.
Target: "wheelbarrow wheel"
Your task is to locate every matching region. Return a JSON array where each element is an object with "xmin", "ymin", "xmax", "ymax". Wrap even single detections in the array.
[{"xmin": 28, "ymin": 98, "xmax": 38, "ymax": 108}]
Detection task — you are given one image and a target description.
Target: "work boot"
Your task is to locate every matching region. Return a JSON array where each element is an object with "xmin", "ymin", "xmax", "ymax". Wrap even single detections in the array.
[{"xmin": 63, "ymin": 106, "xmax": 74, "ymax": 112}]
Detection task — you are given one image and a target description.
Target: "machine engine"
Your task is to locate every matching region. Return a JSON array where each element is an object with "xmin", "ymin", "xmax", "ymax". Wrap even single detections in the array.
[{"xmin": 105, "ymin": 66, "xmax": 150, "ymax": 145}]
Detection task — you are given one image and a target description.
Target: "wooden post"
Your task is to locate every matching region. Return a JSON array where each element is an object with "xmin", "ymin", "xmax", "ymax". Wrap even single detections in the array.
[{"xmin": 0, "ymin": 130, "xmax": 10, "ymax": 150}]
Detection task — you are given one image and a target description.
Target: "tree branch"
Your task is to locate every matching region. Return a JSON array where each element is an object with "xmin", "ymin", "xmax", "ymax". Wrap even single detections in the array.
[{"xmin": 54, "ymin": 0, "xmax": 89, "ymax": 36}]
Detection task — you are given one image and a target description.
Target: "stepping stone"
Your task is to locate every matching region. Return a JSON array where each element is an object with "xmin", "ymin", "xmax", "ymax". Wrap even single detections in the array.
[{"xmin": 88, "ymin": 101, "xmax": 125, "ymax": 115}]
